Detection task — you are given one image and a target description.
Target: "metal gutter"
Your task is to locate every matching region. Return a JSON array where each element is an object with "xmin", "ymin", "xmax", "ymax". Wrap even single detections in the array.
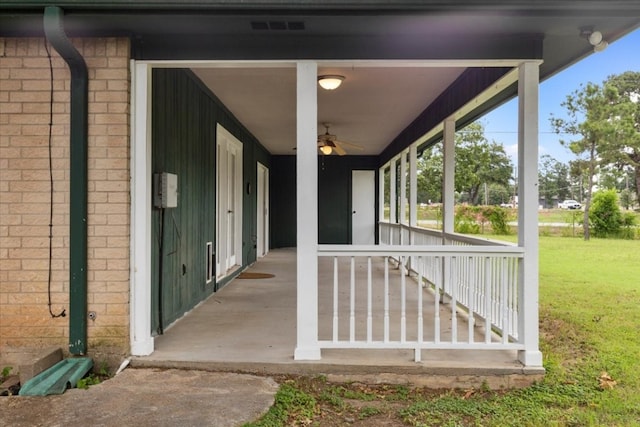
[{"xmin": 43, "ymin": 6, "xmax": 89, "ymax": 355}]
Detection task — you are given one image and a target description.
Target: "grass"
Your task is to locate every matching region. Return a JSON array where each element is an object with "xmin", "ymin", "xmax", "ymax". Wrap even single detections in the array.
[
  {"xmin": 246, "ymin": 237, "xmax": 640, "ymax": 426},
  {"xmin": 1, "ymin": 366, "xmax": 12, "ymax": 382},
  {"xmin": 76, "ymin": 360, "xmax": 112, "ymax": 390}
]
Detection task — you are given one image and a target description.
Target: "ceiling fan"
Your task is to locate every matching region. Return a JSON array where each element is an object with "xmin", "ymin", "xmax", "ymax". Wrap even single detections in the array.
[{"xmin": 317, "ymin": 123, "xmax": 363, "ymax": 156}]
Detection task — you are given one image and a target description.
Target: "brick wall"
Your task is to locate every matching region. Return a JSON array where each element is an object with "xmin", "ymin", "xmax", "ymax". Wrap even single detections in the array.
[{"xmin": 0, "ymin": 37, "xmax": 131, "ymax": 356}]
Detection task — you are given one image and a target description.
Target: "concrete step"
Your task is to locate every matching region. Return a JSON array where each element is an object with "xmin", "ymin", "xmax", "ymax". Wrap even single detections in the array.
[{"xmin": 1, "ymin": 346, "xmax": 63, "ymax": 385}]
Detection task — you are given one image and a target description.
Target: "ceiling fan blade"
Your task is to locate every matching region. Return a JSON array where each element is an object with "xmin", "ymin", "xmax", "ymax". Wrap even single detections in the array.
[
  {"xmin": 333, "ymin": 144, "xmax": 347, "ymax": 156},
  {"xmin": 335, "ymin": 140, "xmax": 364, "ymax": 151}
]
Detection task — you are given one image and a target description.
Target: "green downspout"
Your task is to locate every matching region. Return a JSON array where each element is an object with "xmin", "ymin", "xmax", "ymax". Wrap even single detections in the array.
[{"xmin": 43, "ymin": 6, "xmax": 88, "ymax": 355}]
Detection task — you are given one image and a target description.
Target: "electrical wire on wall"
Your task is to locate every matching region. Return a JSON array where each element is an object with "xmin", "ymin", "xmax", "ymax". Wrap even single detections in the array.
[
  {"xmin": 157, "ymin": 207, "xmax": 165, "ymax": 335},
  {"xmin": 44, "ymin": 40, "xmax": 66, "ymax": 319}
]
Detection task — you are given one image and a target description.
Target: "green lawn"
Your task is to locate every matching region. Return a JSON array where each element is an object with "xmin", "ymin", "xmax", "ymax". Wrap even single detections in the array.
[
  {"xmin": 247, "ymin": 237, "xmax": 640, "ymax": 426},
  {"xmin": 536, "ymin": 237, "xmax": 640, "ymax": 426}
]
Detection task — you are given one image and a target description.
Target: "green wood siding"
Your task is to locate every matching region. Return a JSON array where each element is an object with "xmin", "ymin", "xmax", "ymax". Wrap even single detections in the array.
[
  {"xmin": 151, "ymin": 68, "xmax": 269, "ymax": 333},
  {"xmin": 319, "ymin": 156, "xmax": 379, "ymax": 244},
  {"xmin": 270, "ymin": 155, "xmax": 379, "ymax": 247},
  {"xmin": 270, "ymin": 156, "xmax": 297, "ymax": 248}
]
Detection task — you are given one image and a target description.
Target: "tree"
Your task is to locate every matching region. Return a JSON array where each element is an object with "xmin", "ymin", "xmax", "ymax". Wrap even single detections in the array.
[
  {"xmin": 417, "ymin": 144, "xmax": 443, "ymax": 203},
  {"xmin": 604, "ymin": 71, "xmax": 640, "ymax": 204},
  {"xmin": 484, "ymin": 182, "xmax": 511, "ymax": 206},
  {"xmin": 550, "ymin": 82, "xmax": 618, "ymax": 240},
  {"xmin": 538, "ymin": 154, "xmax": 570, "ymax": 208},
  {"xmin": 454, "ymin": 122, "xmax": 513, "ymax": 205}
]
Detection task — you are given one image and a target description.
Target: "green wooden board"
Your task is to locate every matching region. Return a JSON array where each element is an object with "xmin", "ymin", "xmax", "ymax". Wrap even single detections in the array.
[{"xmin": 19, "ymin": 358, "xmax": 93, "ymax": 396}]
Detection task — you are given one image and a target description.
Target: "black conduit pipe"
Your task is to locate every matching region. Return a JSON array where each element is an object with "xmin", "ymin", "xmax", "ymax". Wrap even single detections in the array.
[{"xmin": 43, "ymin": 6, "xmax": 89, "ymax": 355}]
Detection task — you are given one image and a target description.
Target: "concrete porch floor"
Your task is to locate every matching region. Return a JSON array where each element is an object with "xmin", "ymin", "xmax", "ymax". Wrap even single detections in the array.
[{"xmin": 134, "ymin": 248, "xmax": 544, "ymax": 387}]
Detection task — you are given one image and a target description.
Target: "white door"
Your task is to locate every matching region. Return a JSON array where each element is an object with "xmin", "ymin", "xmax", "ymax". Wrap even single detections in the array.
[
  {"xmin": 352, "ymin": 170, "xmax": 375, "ymax": 244},
  {"xmin": 216, "ymin": 125, "xmax": 243, "ymax": 279},
  {"xmin": 256, "ymin": 162, "xmax": 269, "ymax": 258}
]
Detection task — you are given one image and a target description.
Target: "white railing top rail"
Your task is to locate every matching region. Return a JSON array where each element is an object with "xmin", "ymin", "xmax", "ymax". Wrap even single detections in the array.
[
  {"xmin": 379, "ymin": 220, "xmax": 516, "ymax": 248},
  {"xmin": 318, "ymin": 244, "xmax": 523, "ymax": 257}
]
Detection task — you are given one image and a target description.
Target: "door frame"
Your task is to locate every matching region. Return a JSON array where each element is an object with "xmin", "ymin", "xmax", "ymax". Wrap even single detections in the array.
[
  {"xmin": 256, "ymin": 162, "xmax": 269, "ymax": 258},
  {"xmin": 216, "ymin": 124, "xmax": 243, "ymax": 280}
]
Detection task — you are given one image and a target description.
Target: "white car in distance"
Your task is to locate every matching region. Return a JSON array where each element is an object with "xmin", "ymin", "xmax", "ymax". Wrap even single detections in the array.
[{"xmin": 559, "ymin": 199, "xmax": 582, "ymax": 210}]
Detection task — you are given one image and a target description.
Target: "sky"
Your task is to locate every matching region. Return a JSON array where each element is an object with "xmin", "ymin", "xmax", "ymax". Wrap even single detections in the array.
[{"xmin": 481, "ymin": 27, "xmax": 640, "ymax": 164}]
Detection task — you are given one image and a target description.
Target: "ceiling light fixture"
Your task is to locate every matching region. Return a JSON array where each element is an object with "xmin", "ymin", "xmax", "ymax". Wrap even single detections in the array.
[
  {"xmin": 318, "ymin": 75, "xmax": 345, "ymax": 90},
  {"xmin": 319, "ymin": 144, "xmax": 333, "ymax": 155},
  {"xmin": 581, "ymin": 28, "xmax": 608, "ymax": 53}
]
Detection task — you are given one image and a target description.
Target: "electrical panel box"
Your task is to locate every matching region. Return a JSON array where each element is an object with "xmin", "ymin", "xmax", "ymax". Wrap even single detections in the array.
[{"xmin": 153, "ymin": 172, "xmax": 178, "ymax": 208}]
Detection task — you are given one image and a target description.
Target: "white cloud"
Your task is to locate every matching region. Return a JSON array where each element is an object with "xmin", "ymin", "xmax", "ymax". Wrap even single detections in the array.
[{"xmin": 505, "ymin": 143, "xmax": 518, "ymax": 160}]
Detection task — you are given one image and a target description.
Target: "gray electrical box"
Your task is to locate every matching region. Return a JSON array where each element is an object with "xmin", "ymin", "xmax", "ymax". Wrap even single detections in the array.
[{"xmin": 153, "ymin": 172, "xmax": 178, "ymax": 208}]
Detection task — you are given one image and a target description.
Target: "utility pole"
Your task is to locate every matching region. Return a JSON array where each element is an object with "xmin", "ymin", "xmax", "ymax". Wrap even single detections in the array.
[{"xmin": 484, "ymin": 182, "xmax": 488, "ymax": 205}]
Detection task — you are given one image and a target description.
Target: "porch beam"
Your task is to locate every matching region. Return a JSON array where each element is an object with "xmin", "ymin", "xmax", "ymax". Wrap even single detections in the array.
[
  {"xmin": 294, "ymin": 61, "xmax": 321, "ymax": 360},
  {"xmin": 517, "ymin": 61, "xmax": 543, "ymax": 367},
  {"xmin": 442, "ymin": 117, "xmax": 455, "ymax": 235}
]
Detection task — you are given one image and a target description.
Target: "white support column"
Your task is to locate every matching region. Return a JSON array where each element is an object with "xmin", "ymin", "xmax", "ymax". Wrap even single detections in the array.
[
  {"xmin": 399, "ymin": 153, "xmax": 407, "ymax": 249},
  {"xmin": 400, "ymin": 152, "xmax": 407, "ymax": 228},
  {"xmin": 294, "ymin": 62, "xmax": 321, "ymax": 360},
  {"xmin": 379, "ymin": 165, "xmax": 386, "ymax": 238},
  {"xmin": 442, "ymin": 118, "xmax": 456, "ymax": 235},
  {"xmin": 390, "ymin": 158, "xmax": 397, "ymax": 224},
  {"xmin": 517, "ymin": 61, "xmax": 543, "ymax": 367},
  {"xmin": 409, "ymin": 144, "xmax": 417, "ymax": 228},
  {"xmin": 130, "ymin": 61, "xmax": 154, "ymax": 356}
]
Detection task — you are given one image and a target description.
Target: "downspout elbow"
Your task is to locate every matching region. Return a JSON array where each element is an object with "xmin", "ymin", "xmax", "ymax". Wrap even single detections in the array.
[{"xmin": 43, "ymin": 6, "xmax": 89, "ymax": 356}]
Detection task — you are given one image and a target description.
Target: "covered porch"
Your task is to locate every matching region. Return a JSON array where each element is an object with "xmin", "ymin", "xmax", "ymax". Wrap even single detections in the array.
[
  {"xmin": 130, "ymin": 60, "xmax": 544, "ymax": 377},
  {"xmin": 136, "ymin": 233, "xmax": 543, "ymax": 386}
]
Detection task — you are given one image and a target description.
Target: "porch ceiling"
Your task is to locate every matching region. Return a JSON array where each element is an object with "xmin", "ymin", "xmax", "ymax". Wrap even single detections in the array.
[
  {"xmin": 2, "ymin": 2, "xmax": 638, "ymax": 157},
  {"xmin": 192, "ymin": 65, "xmax": 466, "ymax": 156}
]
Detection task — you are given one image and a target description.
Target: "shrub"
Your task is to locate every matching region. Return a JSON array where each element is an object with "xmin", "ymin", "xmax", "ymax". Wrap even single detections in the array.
[
  {"xmin": 482, "ymin": 206, "xmax": 512, "ymax": 235},
  {"xmin": 454, "ymin": 205, "xmax": 480, "ymax": 234},
  {"xmin": 453, "ymin": 205, "xmax": 513, "ymax": 235},
  {"xmin": 590, "ymin": 190, "xmax": 622, "ymax": 237},
  {"xmin": 620, "ymin": 212, "xmax": 638, "ymax": 239}
]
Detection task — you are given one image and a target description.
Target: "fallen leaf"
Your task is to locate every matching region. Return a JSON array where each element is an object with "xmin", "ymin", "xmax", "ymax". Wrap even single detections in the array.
[{"xmin": 598, "ymin": 372, "xmax": 617, "ymax": 390}]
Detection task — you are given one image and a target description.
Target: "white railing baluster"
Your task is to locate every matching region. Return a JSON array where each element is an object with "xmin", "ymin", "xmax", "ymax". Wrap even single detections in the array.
[
  {"xmin": 417, "ymin": 256, "xmax": 423, "ymax": 361},
  {"xmin": 367, "ymin": 256, "xmax": 372, "ymax": 343},
  {"xmin": 400, "ymin": 255, "xmax": 406, "ymax": 343},
  {"xmin": 451, "ymin": 256, "xmax": 458, "ymax": 343},
  {"xmin": 501, "ymin": 257, "xmax": 508, "ymax": 344},
  {"xmin": 484, "ymin": 256, "xmax": 491, "ymax": 344},
  {"xmin": 468, "ymin": 256, "xmax": 475, "ymax": 344},
  {"xmin": 333, "ymin": 256, "xmax": 338, "ymax": 342},
  {"xmin": 510, "ymin": 257, "xmax": 517, "ymax": 338},
  {"xmin": 384, "ymin": 256, "xmax": 390, "ymax": 343},
  {"xmin": 434, "ymin": 256, "xmax": 441, "ymax": 344},
  {"xmin": 491, "ymin": 259, "xmax": 500, "ymax": 327},
  {"xmin": 350, "ymin": 256, "xmax": 355, "ymax": 343}
]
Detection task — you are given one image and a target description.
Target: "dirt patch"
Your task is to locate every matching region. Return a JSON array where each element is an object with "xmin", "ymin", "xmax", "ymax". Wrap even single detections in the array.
[{"xmin": 539, "ymin": 308, "xmax": 595, "ymax": 367}]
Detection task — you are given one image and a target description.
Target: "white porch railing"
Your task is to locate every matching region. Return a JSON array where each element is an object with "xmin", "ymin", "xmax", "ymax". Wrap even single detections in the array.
[{"xmin": 317, "ymin": 222, "xmax": 524, "ymax": 361}]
